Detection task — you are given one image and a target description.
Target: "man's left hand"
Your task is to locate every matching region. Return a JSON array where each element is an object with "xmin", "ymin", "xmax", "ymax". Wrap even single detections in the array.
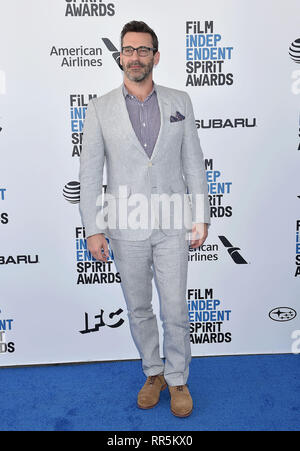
[{"xmin": 190, "ymin": 223, "xmax": 208, "ymax": 248}]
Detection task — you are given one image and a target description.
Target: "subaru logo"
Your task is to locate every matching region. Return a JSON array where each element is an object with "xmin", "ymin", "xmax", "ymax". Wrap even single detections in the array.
[{"xmin": 269, "ymin": 307, "xmax": 297, "ymax": 322}]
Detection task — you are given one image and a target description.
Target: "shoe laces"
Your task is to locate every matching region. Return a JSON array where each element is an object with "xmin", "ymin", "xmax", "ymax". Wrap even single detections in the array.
[{"xmin": 148, "ymin": 376, "xmax": 157, "ymax": 385}]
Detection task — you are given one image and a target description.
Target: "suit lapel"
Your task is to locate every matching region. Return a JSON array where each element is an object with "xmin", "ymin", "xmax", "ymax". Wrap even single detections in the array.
[
  {"xmin": 150, "ymin": 84, "xmax": 172, "ymax": 161},
  {"xmin": 116, "ymin": 85, "xmax": 146, "ymax": 158}
]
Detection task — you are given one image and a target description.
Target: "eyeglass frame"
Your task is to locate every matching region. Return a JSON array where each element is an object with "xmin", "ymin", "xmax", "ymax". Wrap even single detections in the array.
[{"xmin": 121, "ymin": 46, "xmax": 158, "ymax": 57}]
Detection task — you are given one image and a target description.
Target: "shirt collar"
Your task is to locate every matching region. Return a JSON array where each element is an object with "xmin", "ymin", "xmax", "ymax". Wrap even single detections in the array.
[{"xmin": 122, "ymin": 82, "xmax": 157, "ymax": 102}]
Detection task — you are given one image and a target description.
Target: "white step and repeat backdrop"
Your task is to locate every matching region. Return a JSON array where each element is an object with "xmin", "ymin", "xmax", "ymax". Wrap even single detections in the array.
[{"xmin": 0, "ymin": 0, "xmax": 299, "ymax": 367}]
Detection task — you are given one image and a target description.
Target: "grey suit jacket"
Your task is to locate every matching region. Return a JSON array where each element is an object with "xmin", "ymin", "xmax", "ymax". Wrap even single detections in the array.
[{"xmin": 79, "ymin": 83, "xmax": 211, "ymax": 240}]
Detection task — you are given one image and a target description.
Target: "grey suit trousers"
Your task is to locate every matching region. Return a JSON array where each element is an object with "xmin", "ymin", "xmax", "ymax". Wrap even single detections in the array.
[{"xmin": 109, "ymin": 228, "xmax": 191, "ymax": 387}]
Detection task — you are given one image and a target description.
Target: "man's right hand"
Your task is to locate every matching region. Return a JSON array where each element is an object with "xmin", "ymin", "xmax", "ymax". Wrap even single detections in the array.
[{"xmin": 87, "ymin": 233, "xmax": 109, "ymax": 262}]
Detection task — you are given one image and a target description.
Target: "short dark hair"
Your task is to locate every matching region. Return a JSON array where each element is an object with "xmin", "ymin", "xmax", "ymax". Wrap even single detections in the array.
[{"xmin": 121, "ymin": 21, "xmax": 159, "ymax": 53}]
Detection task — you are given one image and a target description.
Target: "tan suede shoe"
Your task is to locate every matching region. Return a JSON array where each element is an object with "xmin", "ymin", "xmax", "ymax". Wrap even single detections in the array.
[
  {"xmin": 137, "ymin": 375, "xmax": 167, "ymax": 409},
  {"xmin": 169, "ymin": 385, "xmax": 193, "ymax": 417}
]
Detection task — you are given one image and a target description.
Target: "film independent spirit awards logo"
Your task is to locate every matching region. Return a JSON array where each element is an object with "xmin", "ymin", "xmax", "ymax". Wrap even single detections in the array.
[
  {"xmin": 188, "ymin": 288, "xmax": 232, "ymax": 345},
  {"xmin": 64, "ymin": 0, "xmax": 116, "ymax": 17},
  {"xmin": 70, "ymin": 93, "xmax": 97, "ymax": 158},
  {"xmin": 0, "ymin": 309, "xmax": 15, "ymax": 355},
  {"xmin": 185, "ymin": 20, "xmax": 234, "ymax": 87}
]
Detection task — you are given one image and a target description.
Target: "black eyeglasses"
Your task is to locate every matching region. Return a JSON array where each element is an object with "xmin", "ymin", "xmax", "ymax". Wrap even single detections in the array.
[{"xmin": 121, "ymin": 46, "xmax": 157, "ymax": 57}]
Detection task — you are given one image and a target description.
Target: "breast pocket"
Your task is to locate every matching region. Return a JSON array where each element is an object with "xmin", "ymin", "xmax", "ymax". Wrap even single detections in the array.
[
  {"xmin": 168, "ymin": 120, "xmax": 184, "ymax": 140},
  {"xmin": 169, "ymin": 120, "xmax": 185, "ymax": 128}
]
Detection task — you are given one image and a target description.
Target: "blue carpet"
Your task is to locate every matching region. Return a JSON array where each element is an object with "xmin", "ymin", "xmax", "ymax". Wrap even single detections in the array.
[{"xmin": 0, "ymin": 354, "xmax": 299, "ymax": 431}]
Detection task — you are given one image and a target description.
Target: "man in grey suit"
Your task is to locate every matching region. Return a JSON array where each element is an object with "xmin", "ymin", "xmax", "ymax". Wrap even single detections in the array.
[{"xmin": 79, "ymin": 21, "xmax": 210, "ymax": 417}]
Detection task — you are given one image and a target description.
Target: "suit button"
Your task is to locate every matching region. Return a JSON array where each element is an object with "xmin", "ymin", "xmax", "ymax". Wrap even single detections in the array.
[{"xmin": 148, "ymin": 162, "xmax": 153, "ymax": 167}]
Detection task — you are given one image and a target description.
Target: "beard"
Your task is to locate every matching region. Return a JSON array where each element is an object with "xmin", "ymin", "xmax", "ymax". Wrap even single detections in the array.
[{"xmin": 123, "ymin": 58, "xmax": 155, "ymax": 83}]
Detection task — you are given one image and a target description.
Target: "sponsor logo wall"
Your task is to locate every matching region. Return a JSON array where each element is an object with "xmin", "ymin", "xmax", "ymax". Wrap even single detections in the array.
[{"xmin": 0, "ymin": 0, "xmax": 299, "ymax": 367}]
